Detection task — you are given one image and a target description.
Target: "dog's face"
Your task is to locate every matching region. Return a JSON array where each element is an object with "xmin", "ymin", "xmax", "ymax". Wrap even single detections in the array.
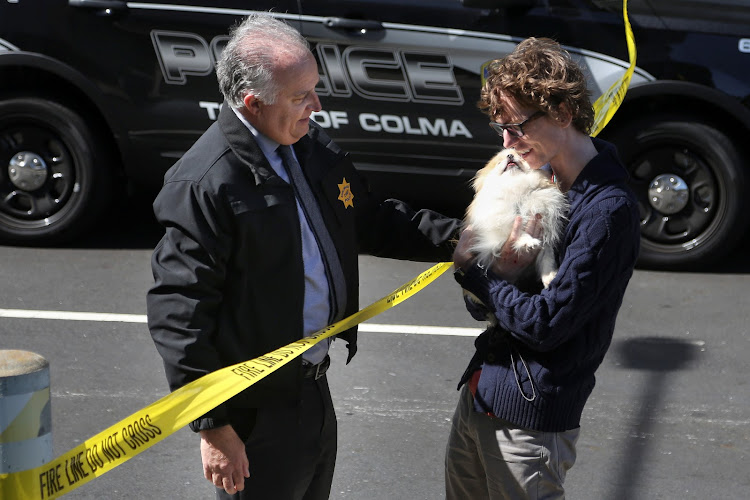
[{"xmin": 472, "ymin": 148, "xmax": 533, "ymax": 193}]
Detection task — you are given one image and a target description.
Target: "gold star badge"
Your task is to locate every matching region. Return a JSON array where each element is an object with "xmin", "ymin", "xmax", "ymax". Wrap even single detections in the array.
[{"xmin": 337, "ymin": 178, "xmax": 354, "ymax": 208}]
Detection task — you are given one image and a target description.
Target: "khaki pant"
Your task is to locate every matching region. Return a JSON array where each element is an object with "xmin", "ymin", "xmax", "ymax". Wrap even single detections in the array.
[{"xmin": 445, "ymin": 386, "xmax": 580, "ymax": 500}]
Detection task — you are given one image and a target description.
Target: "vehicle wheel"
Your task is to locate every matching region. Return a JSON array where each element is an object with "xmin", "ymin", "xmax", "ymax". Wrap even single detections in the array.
[
  {"xmin": 0, "ymin": 98, "xmax": 114, "ymax": 244},
  {"xmin": 606, "ymin": 116, "xmax": 747, "ymax": 269}
]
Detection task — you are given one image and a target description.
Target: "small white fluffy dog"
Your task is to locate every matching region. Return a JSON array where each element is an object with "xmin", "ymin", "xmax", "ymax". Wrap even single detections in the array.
[{"xmin": 464, "ymin": 148, "xmax": 569, "ymax": 289}]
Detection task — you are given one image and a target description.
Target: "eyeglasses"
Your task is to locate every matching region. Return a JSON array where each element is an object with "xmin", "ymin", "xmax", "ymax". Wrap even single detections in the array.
[{"xmin": 489, "ymin": 111, "xmax": 545, "ymax": 138}]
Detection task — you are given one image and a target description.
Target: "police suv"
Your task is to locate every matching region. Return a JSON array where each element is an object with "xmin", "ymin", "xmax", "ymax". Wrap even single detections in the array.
[{"xmin": 0, "ymin": 0, "xmax": 748, "ymax": 269}]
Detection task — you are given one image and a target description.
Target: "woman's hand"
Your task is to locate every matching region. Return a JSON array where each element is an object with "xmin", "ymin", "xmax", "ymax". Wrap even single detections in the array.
[{"xmin": 490, "ymin": 215, "xmax": 543, "ymax": 282}]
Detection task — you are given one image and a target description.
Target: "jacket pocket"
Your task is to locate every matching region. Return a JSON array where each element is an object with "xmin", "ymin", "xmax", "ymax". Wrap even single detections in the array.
[{"xmin": 230, "ymin": 192, "xmax": 287, "ymax": 215}]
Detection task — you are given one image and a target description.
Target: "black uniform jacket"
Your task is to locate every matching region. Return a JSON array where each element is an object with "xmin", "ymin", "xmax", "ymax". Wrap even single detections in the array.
[{"xmin": 147, "ymin": 106, "xmax": 460, "ymax": 431}]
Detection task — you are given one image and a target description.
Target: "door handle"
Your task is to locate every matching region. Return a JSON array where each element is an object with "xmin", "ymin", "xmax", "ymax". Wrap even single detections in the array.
[
  {"xmin": 68, "ymin": 0, "xmax": 127, "ymax": 11},
  {"xmin": 323, "ymin": 17, "xmax": 384, "ymax": 34}
]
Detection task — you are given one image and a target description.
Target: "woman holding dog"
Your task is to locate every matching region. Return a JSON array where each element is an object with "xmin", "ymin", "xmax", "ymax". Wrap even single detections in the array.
[{"xmin": 448, "ymin": 37, "xmax": 641, "ymax": 499}]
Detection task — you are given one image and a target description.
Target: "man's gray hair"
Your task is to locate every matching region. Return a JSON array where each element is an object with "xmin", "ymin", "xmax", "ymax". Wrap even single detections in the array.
[{"xmin": 216, "ymin": 13, "xmax": 311, "ymax": 108}]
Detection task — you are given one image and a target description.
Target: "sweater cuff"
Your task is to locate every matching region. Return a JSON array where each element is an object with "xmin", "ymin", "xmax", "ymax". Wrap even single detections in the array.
[
  {"xmin": 188, "ymin": 405, "xmax": 230, "ymax": 432},
  {"xmin": 454, "ymin": 262, "xmax": 502, "ymax": 311}
]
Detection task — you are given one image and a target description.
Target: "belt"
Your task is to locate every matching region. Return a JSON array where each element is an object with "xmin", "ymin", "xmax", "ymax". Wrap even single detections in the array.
[{"xmin": 302, "ymin": 355, "xmax": 330, "ymax": 380}]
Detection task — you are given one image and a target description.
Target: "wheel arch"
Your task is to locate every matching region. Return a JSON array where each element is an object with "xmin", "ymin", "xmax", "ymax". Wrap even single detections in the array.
[
  {"xmin": 601, "ymin": 79, "xmax": 750, "ymax": 162},
  {"xmin": 0, "ymin": 52, "xmax": 126, "ymax": 178}
]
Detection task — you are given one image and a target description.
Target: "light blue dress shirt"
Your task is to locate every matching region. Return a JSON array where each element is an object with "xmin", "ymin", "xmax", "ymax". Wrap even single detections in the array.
[{"xmin": 233, "ymin": 108, "xmax": 331, "ymax": 364}]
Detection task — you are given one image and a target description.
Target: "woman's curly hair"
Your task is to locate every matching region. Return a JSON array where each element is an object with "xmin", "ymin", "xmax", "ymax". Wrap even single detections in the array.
[{"xmin": 479, "ymin": 37, "xmax": 594, "ymax": 134}]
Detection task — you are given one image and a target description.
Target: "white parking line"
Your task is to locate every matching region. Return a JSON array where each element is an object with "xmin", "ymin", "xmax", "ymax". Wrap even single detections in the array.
[
  {"xmin": 358, "ymin": 323, "xmax": 481, "ymax": 337},
  {"xmin": 0, "ymin": 308, "xmax": 147, "ymax": 323},
  {"xmin": 0, "ymin": 308, "xmax": 482, "ymax": 337}
]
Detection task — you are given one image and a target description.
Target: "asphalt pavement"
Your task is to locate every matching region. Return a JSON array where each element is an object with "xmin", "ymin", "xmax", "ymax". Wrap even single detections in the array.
[{"xmin": 1, "ymin": 197, "xmax": 748, "ymax": 499}]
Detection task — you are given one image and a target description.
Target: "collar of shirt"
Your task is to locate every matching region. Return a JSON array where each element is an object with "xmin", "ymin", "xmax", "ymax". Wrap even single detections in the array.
[{"xmin": 231, "ymin": 106, "xmax": 290, "ymax": 183}]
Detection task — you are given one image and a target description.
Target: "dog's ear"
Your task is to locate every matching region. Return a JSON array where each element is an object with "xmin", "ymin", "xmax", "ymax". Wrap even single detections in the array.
[
  {"xmin": 472, "ymin": 151, "xmax": 503, "ymax": 192},
  {"xmin": 472, "ymin": 168, "xmax": 487, "ymax": 192}
]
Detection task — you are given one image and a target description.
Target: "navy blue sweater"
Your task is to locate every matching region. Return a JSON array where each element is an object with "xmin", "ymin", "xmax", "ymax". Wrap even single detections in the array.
[{"xmin": 456, "ymin": 138, "xmax": 640, "ymax": 432}]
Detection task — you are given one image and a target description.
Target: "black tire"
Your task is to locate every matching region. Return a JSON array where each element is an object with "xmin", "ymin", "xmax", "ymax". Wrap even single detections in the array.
[
  {"xmin": 607, "ymin": 116, "xmax": 748, "ymax": 269},
  {"xmin": 0, "ymin": 98, "xmax": 114, "ymax": 244}
]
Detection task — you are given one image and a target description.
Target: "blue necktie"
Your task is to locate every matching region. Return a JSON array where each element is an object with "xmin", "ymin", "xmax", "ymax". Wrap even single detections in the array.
[{"xmin": 278, "ymin": 145, "xmax": 346, "ymax": 324}]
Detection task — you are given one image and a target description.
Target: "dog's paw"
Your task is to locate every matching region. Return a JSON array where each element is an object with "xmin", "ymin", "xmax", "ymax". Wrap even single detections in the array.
[
  {"xmin": 513, "ymin": 233, "xmax": 542, "ymax": 252},
  {"xmin": 463, "ymin": 290, "xmax": 483, "ymax": 306},
  {"xmin": 484, "ymin": 312, "xmax": 498, "ymax": 326},
  {"xmin": 463, "ymin": 290, "xmax": 497, "ymax": 324},
  {"xmin": 541, "ymin": 270, "xmax": 557, "ymax": 288}
]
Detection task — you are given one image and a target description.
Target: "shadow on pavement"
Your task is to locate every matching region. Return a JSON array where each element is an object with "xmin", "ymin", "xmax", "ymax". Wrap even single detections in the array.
[
  {"xmin": 69, "ymin": 192, "xmax": 164, "ymax": 250},
  {"xmin": 701, "ymin": 230, "xmax": 750, "ymax": 273},
  {"xmin": 607, "ymin": 337, "xmax": 703, "ymax": 500}
]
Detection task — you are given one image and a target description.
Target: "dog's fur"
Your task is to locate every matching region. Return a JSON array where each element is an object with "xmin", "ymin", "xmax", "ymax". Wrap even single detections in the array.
[{"xmin": 464, "ymin": 148, "xmax": 569, "ymax": 291}]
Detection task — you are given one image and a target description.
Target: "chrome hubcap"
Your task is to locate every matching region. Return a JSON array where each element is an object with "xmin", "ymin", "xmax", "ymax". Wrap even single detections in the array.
[
  {"xmin": 8, "ymin": 151, "xmax": 48, "ymax": 191},
  {"xmin": 647, "ymin": 173, "xmax": 689, "ymax": 215}
]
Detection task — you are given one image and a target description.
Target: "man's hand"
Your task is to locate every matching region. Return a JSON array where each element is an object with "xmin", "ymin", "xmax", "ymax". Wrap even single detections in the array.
[
  {"xmin": 491, "ymin": 215, "xmax": 543, "ymax": 282},
  {"xmin": 453, "ymin": 225, "xmax": 477, "ymax": 270},
  {"xmin": 200, "ymin": 425, "xmax": 250, "ymax": 494}
]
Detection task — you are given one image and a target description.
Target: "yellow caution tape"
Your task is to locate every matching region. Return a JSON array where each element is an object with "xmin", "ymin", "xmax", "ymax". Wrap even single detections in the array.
[
  {"xmin": 0, "ymin": 262, "xmax": 453, "ymax": 500},
  {"xmin": 591, "ymin": 0, "xmax": 636, "ymax": 137}
]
